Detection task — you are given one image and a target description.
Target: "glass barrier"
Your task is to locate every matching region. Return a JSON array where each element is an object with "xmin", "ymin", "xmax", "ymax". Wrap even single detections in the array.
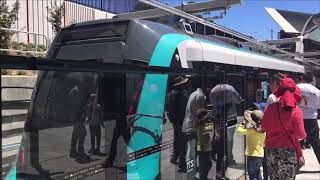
[{"xmin": 1, "ymin": 68, "xmax": 271, "ymax": 180}]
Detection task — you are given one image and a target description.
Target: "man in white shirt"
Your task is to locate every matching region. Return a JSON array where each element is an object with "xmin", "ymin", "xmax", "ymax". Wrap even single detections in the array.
[
  {"xmin": 182, "ymin": 87, "xmax": 207, "ymax": 176},
  {"xmin": 297, "ymin": 72, "xmax": 320, "ymax": 164}
]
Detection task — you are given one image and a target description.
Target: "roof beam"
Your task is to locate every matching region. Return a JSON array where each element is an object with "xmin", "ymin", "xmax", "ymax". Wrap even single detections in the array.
[
  {"xmin": 265, "ymin": 7, "xmax": 300, "ymax": 33},
  {"xmin": 116, "ymin": 0, "xmax": 241, "ymax": 19},
  {"xmin": 275, "ymin": 51, "xmax": 320, "ymax": 57},
  {"xmin": 262, "ymin": 37, "xmax": 300, "ymax": 45}
]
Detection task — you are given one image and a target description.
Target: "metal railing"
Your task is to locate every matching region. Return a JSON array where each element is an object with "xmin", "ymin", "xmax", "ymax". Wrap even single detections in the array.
[{"xmin": 0, "ymin": 27, "xmax": 49, "ymax": 55}]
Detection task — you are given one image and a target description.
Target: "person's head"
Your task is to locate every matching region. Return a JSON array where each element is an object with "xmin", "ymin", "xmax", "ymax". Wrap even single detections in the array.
[
  {"xmin": 270, "ymin": 73, "xmax": 284, "ymax": 93},
  {"xmin": 295, "ymin": 76, "xmax": 302, "ymax": 84},
  {"xmin": 302, "ymin": 72, "xmax": 315, "ymax": 84},
  {"xmin": 196, "ymin": 108, "xmax": 211, "ymax": 125},
  {"xmin": 274, "ymin": 77, "xmax": 302, "ymax": 110},
  {"xmin": 251, "ymin": 111, "xmax": 263, "ymax": 127},
  {"xmin": 244, "ymin": 110, "xmax": 263, "ymax": 129}
]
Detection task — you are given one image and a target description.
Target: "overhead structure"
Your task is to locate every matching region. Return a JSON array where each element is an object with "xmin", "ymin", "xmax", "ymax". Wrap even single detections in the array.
[
  {"xmin": 116, "ymin": 0, "xmax": 241, "ymax": 19},
  {"xmin": 137, "ymin": 0, "xmax": 302, "ymax": 62},
  {"xmin": 265, "ymin": 7, "xmax": 315, "ymax": 34},
  {"xmin": 262, "ymin": 37, "xmax": 300, "ymax": 45},
  {"xmin": 264, "ymin": 7, "xmax": 320, "ymax": 70}
]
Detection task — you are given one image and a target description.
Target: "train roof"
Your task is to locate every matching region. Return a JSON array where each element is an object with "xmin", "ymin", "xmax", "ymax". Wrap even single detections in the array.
[{"xmin": 47, "ymin": 19, "xmax": 304, "ymax": 73}]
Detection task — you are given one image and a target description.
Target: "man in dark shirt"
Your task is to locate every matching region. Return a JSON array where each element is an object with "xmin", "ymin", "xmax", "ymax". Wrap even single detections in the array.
[
  {"xmin": 167, "ymin": 76, "xmax": 190, "ymax": 171},
  {"xmin": 68, "ymin": 76, "xmax": 92, "ymax": 163}
]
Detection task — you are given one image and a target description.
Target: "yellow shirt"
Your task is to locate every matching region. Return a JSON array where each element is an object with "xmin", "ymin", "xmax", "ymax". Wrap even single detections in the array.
[
  {"xmin": 196, "ymin": 123, "xmax": 214, "ymax": 152},
  {"xmin": 237, "ymin": 124, "xmax": 266, "ymax": 157}
]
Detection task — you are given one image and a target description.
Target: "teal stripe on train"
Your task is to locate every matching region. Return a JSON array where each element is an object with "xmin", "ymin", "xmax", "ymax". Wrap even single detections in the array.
[
  {"xmin": 127, "ymin": 33, "xmax": 190, "ymax": 179},
  {"xmin": 5, "ymin": 166, "xmax": 16, "ymax": 180}
]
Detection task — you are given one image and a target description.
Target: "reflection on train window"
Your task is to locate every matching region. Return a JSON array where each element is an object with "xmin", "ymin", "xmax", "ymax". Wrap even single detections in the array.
[{"xmin": 2, "ymin": 18, "xmax": 305, "ymax": 180}]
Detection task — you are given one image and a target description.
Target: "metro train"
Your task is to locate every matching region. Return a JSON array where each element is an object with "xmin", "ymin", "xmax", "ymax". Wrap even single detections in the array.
[{"xmin": 5, "ymin": 19, "xmax": 304, "ymax": 180}]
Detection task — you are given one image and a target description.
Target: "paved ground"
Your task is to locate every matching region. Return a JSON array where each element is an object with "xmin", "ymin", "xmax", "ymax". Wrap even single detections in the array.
[
  {"xmin": 297, "ymin": 114, "xmax": 320, "ymax": 180},
  {"xmin": 295, "ymin": 142, "xmax": 320, "ymax": 180},
  {"xmin": 238, "ymin": 120, "xmax": 320, "ymax": 180},
  {"xmin": 2, "ymin": 114, "xmax": 319, "ymax": 179}
]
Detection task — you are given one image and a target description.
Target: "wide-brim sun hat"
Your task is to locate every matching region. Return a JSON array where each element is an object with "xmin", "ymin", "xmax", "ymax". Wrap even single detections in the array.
[
  {"xmin": 172, "ymin": 76, "xmax": 189, "ymax": 87},
  {"xmin": 197, "ymin": 108, "xmax": 212, "ymax": 123},
  {"xmin": 244, "ymin": 110, "xmax": 263, "ymax": 128}
]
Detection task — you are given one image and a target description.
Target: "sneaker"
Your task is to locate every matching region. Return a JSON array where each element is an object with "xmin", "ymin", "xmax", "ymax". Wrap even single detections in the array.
[
  {"xmin": 102, "ymin": 160, "xmax": 113, "ymax": 168},
  {"xmin": 170, "ymin": 157, "xmax": 178, "ymax": 164},
  {"xmin": 216, "ymin": 173, "xmax": 230, "ymax": 180},
  {"xmin": 177, "ymin": 167, "xmax": 187, "ymax": 173},
  {"xmin": 88, "ymin": 148, "xmax": 94, "ymax": 154},
  {"xmin": 227, "ymin": 160, "xmax": 236, "ymax": 166},
  {"xmin": 211, "ymin": 154, "xmax": 217, "ymax": 161},
  {"xmin": 93, "ymin": 150, "xmax": 106, "ymax": 156},
  {"xmin": 76, "ymin": 152, "xmax": 90, "ymax": 164},
  {"xmin": 69, "ymin": 151, "xmax": 78, "ymax": 158}
]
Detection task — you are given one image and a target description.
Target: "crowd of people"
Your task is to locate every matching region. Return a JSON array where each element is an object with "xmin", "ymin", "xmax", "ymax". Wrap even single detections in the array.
[
  {"xmin": 167, "ymin": 75, "xmax": 242, "ymax": 180},
  {"xmin": 66, "ymin": 71, "xmax": 319, "ymax": 180},
  {"xmin": 167, "ymin": 72, "xmax": 320, "ymax": 180}
]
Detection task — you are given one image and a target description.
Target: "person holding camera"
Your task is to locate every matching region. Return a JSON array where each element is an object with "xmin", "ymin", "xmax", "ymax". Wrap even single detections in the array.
[{"xmin": 237, "ymin": 110, "xmax": 265, "ymax": 180}]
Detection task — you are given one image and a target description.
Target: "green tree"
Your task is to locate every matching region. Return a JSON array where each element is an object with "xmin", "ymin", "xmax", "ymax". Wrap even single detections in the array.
[
  {"xmin": 0, "ymin": 0, "xmax": 19, "ymax": 49},
  {"xmin": 48, "ymin": 0, "xmax": 64, "ymax": 35}
]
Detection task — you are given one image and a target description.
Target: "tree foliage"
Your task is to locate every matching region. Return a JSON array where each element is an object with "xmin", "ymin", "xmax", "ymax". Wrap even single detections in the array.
[
  {"xmin": 48, "ymin": 0, "xmax": 64, "ymax": 35},
  {"xmin": 0, "ymin": 0, "xmax": 19, "ymax": 49}
]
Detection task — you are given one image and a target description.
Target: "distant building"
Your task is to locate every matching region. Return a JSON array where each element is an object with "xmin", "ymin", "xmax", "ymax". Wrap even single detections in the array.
[
  {"xmin": 7, "ymin": 0, "xmax": 138, "ymax": 46},
  {"xmin": 6, "ymin": 0, "xmax": 65, "ymax": 46},
  {"xmin": 265, "ymin": 8, "xmax": 320, "ymax": 79},
  {"xmin": 265, "ymin": 8, "xmax": 319, "ymax": 56},
  {"xmin": 66, "ymin": 0, "xmax": 138, "ymax": 13}
]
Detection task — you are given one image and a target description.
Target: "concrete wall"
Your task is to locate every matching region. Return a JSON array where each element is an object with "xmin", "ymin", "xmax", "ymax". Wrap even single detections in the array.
[
  {"xmin": 1, "ymin": 76, "xmax": 37, "ymax": 102},
  {"xmin": 1, "ymin": 75, "xmax": 37, "ymax": 178}
]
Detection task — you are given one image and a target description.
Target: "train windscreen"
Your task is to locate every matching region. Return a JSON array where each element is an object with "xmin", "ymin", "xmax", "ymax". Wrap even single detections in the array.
[{"xmin": 2, "ymin": 66, "xmax": 276, "ymax": 180}]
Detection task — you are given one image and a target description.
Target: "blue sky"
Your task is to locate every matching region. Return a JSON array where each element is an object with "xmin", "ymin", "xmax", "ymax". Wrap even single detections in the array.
[{"xmin": 161, "ymin": 0, "xmax": 320, "ymax": 40}]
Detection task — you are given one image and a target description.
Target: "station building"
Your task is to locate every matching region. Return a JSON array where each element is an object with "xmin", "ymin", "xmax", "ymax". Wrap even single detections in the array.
[{"xmin": 6, "ymin": 0, "xmax": 138, "ymax": 45}]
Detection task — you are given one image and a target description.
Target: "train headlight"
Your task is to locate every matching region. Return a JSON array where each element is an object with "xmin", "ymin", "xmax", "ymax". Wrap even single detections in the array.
[{"xmin": 175, "ymin": 54, "xmax": 180, "ymax": 62}]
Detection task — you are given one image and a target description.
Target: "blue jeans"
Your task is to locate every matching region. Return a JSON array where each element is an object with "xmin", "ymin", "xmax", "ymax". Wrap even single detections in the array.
[{"xmin": 247, "ymin": 156, "xmax": 263, "ymax": 180}]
